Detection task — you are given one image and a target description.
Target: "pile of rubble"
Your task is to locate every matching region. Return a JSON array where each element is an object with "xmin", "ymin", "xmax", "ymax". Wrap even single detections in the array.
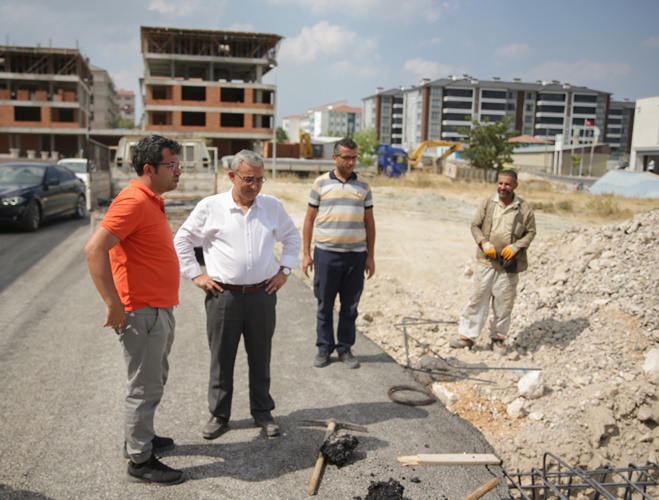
[{"xmin": 361, "ymin": 209, "xmax": 659, "ymax": 473}]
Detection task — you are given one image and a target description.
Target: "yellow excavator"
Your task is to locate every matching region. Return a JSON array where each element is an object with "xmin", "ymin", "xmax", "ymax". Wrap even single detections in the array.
[
  {"xmin": 408, "ymin": 140, "xmax": 462, "ymax": 170},
  {"xmin": 299, "ymin": 130, "xmax": 324, "ymax": 160}
]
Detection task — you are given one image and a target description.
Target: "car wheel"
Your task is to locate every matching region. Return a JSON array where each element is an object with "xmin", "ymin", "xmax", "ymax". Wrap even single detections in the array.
[
  {"xmin": 23, "ymin": 201, "xmax": 41, "ymax": 232},
  {"xmin": 73, "ymin": 194, "xmax": 86, "ymax": 219}
]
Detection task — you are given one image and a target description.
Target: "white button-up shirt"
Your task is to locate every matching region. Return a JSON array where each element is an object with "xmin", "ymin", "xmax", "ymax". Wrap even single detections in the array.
[{"xmin": 174, "ymin": 189, "xmax": 301, "ymax": 285}]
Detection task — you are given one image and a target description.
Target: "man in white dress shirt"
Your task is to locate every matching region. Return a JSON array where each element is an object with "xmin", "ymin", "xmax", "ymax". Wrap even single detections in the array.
[{"xmin": 174, "ymin": 150, "xmax": 301, "ymax": 439}]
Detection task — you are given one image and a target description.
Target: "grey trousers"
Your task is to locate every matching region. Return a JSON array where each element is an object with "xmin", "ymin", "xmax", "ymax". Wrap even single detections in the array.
[
  {"xmin": 205, "ymin": 289, "xmax": 276, "ymax": 421},
  {"xmin": 459, "ymin": 265, "xmax": 519, "ymax": 341},
  {"xmin": 119, "ymin": 306, "xmax": 175, "ymax": 463}
]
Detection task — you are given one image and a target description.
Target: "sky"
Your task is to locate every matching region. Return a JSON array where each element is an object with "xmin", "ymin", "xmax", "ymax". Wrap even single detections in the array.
[{"xmin": 2, "ymin": 0, "xmax": 658, "ymax": 126}]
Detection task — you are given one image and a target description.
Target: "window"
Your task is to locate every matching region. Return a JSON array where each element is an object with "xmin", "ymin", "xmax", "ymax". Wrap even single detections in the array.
[
  {"xmin": 56, "ymin": 166, "xmax": 77, "ymax": 182},
  {"xmin": 221, "ymin": 88, "xmax": 245, "ymax": 103},
  {"xmin": 537, "ymin": 105, "xmax": 565, "ymax": 113},
  {"xmin": 481, "ymin": 102, "xmax": 506, "ymax": 111},
  {"xmin": 445, "ymin": 88, "xmax": 473, "ymax": 98},
  {"xmin": 14, "ymin": 106, "xmax": 41, "ymax": 121},
  {"xmin": 526, "ymin": 104, "xmax": 533, "ymax": 112},
  {"xmin": 573, "ymin": 94, "xmax": 597, "ymax": 103},
  {"xmin": 538, "ymin": 93, "xmax": 566, "ymax": 102},
  {"xmin": 482, "ymin": 90, "xmax": 506, "ymax": 99},
  {"xmin": 181, "ymin": 86, "xmax": 206, "ymax": 101},
  {"xmin": 151, "ymin": 86, "xmax": 169, "ymax": 100},
  {"xmin": 151, "ymin": 111, "xmax": 171, "ymax": 125},
  {"xmin": 443, "ymin": 113, "xmax": 471, "ymax": 121},
  {"xmin": 220, "ymin": 113, "xmax": 244, "ymax": 127}
]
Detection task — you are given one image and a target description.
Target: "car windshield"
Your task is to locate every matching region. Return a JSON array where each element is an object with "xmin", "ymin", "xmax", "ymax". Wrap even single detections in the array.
[
  {"xmin": 0, "ymin": 165, "xmax": 44, "ymax": 185},
  {"xmin": 58, "ymin": 161, "xmax": 87, "ymax": 174}
]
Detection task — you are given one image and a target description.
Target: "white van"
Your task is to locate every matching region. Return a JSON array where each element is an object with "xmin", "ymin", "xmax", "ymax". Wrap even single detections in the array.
[{"xmin": 57, "ymin": 158, "xmax": 91, "ymax": 210}]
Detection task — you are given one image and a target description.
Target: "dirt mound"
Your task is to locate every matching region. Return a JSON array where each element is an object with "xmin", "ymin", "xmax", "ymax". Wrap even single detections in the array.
[{"xmin": 359, "ymin": 209, "xmax": 659, "ymax": 473}]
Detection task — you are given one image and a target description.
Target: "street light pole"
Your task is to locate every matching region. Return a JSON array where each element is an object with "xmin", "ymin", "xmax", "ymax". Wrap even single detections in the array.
[{"xmin": 271, "ymin": 65, "xmax": 277, "ymax": 179}]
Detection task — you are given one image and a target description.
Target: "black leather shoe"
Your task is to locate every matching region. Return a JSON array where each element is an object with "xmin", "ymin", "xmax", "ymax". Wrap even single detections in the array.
[
  {"xmin": 202, "ymin": 415, "xmax": 229, "ymax": 440},
  {"xmin": 254, "ymin": 417, "xmax": 280, "ymax": 437}
]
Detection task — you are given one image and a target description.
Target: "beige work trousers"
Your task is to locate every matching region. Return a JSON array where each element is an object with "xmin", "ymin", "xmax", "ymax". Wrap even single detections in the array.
[{"xmin": 458, "ymin": 265, "xmax": 519, "ymax": 341}]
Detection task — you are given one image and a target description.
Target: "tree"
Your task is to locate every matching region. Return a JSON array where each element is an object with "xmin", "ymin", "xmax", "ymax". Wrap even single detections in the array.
[
  {"xmin": 276, "ymin": 126, "xmax": 288, "ymax": 143},
  {"xmin": 352, "ymin": 128, "xmax": 378, "ymax": 167},
  {"xmin": 458, "ymin": 117, "xmax": 517, "ymax": 172}
]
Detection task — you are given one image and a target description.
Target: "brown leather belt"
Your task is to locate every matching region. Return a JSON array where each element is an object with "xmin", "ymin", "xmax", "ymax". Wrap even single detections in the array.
[{"xmin": 214, "ymin": 281, "xmax": 267, "ymax": 293}]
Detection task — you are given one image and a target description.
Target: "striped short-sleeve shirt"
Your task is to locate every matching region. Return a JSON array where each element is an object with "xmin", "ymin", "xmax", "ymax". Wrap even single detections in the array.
[{"xmin": 308, "ymin": 170, "xmax": 373, "ymax": 253}]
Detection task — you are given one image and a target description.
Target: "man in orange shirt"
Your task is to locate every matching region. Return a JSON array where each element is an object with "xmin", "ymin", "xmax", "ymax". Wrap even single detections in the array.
[{"xmin": 84, "ymin": 135, "xmax": 184, "ymax": 485}]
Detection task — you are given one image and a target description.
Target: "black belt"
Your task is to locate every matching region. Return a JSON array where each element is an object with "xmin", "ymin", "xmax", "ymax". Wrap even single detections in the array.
[{"xmin": 214, "ymin": 281, "xmax": 267, "ymax": 293}]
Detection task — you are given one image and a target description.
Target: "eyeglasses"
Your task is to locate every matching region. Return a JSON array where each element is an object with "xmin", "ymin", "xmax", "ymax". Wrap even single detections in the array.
[
  {"xmin": 336, "ymin": 155, "xmax": 358, "ymax": 162},
  {"xmin": 234, "ymin": 172, "xmax": 266, "ymax": 184},
  {"xmin": 157, "ymin": 161, "xmax": 181, "ymax": 170}
]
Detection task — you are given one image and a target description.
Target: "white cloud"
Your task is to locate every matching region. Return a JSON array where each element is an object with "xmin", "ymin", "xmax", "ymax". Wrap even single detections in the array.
[
  {"xmin": 644, "ymin": 36, "xmax": 659, "ymax": 47},
  {"xmin": 226, "ymin": 22, "xmax": 256, "ymax": 32},
  {"xmin": 268, "ymin": 0, "xmax": 448, "ymax": 21},
  {"xmin": 279, "ymin": 21, "xmax": 378, "ymax": 64},
  {"xmin": 524, "ymin": 60, "xmax": 633, "ymax": 87},
  {"xmin": 420, "ymin": 37, "xmax": 442, "ymax": 46},
  {"xmin": 495, "ymin": 43, "xmax": 531, "ymax": 59},
  {"xmin": 330, "ymin": 61, "xmax": 380, "ymax": 78},
  {"xmin": 403, "ymin": 57, "xmax": 459, "ymax": 81},
  {"xmin": 148, "ymin": 0, "xmax": 201, "ymax": 16}
]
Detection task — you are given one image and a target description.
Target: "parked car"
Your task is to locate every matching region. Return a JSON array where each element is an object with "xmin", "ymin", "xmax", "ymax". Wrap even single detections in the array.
[{"xmin": 0, "ymin": 162, "xmax": 86, "ymax": 231}]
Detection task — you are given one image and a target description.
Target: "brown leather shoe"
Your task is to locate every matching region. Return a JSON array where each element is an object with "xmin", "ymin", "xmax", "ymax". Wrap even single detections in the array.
[
  {"xmin": 254, "ymin": 416, "xmax": 280, "ymax": 437},
  {"xmin": 202, "ymin": 415, "xmax": 229, "ymax": 440}
]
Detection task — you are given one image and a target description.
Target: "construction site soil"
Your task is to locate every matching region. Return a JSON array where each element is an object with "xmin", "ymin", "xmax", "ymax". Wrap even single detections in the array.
[{"xmin": 169, "ymin": 172, "xmax": 659, "ymax": 478}]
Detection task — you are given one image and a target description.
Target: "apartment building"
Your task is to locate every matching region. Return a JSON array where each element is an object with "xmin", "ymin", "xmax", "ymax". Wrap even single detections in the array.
[
  {"xmin": 90, "ymin": 66, "xmax": 118, "ymax": 130},
  {"xmin": 607, "ymin": 99, "xmax": 635, "ymax": 154},
  {"xmin": 363, "ymin": 76, "xmax": 631, "ymax": 154},
  {"xmin": 283, "ymin": 100, "xmax": 362, "ymax": 141},
  {"xmin": 140, "ymin": 26, "xmax": 281, "ymax": 158},
  {"xmin": 0, "ymin": 45, "xmax": 93, "ymax": 158},
  {"xmin": 117, "ymin": 89, "xmax": 135, "ymax": 124}
]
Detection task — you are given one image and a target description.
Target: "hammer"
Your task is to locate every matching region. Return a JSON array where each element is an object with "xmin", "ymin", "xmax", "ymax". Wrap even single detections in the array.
[{"xmin": 300, "ymin": 418, "xmax": 368, "ymax": 496}]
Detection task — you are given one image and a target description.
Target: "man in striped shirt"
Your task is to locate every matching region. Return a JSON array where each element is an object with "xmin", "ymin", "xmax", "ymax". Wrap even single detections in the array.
[{"xmin": 302, "ymin": 138, "xmax": 376, "ymax": 369}]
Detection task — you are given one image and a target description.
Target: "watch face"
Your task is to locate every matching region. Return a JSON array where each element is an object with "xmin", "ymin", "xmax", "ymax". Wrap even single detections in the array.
[{"xmin": 282, "ymin": 267, "xmax": 291, "ymax": 276}]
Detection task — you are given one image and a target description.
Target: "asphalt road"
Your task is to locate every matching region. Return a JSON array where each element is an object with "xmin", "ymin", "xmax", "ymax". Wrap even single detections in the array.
[{"xmin": 0, "ymin": 220, "xmax": 508, "ymax": 499}]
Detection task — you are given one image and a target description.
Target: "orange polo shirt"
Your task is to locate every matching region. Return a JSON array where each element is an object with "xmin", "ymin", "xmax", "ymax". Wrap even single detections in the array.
[{"xmin": 100, "ymin": 180, "xmax": 179, "ymax": 311}]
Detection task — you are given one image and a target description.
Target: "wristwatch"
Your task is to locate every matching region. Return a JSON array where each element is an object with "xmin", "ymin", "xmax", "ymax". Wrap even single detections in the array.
[{"xmin": 280, "ymin": 266, "xmax": 291, "ymax": 276}]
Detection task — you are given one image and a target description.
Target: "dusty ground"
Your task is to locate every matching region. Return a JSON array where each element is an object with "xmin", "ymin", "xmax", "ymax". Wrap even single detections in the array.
[{"xmin": 184, "ymin": 171, "xmax": 659, "ymax": 478}]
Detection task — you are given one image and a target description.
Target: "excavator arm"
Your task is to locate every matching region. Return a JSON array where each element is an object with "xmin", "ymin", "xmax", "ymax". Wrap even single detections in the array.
[{"xmin": 408, "ymin": 140, "xmax": 462, "ymax": 168}]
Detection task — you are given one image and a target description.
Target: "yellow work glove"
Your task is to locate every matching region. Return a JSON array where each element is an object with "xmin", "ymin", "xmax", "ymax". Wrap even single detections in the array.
[
  {"xmin": 481, "ymin": 241, "xmax": 497, "ymax": 259},
  {"xmin": 501, "ymin": 244, "xmax": 519, "ymax": 260}
]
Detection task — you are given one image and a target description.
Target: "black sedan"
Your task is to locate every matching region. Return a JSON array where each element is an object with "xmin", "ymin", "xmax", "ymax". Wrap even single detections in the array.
[{"xmin": 0, "ymin": 162, "xmax": 86, "ymax": 231}]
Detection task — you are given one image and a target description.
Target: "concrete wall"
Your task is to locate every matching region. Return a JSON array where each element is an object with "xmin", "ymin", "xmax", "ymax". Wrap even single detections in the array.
[{"xmin": 630, "ymin": 96, "xmax": 659, "ymax": 171}]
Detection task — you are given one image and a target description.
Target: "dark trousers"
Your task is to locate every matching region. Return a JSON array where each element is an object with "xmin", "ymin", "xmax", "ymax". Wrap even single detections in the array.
[
  {"xmin": 313, "ymin": 247, "xmax": 366, "ymax": 354},
  {"xmin": 205, "ymin": 288, "xmax": 276, "ymax": 420}
]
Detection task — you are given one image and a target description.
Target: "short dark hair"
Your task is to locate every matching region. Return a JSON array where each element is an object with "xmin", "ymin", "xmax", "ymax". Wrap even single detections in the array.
[
  {"xmin": 334, "ymin": 137, "xmax": 358, "ymax": 155},
  {"xmin": 499, "ymin": 168, "xmax": 518, "ymax": 182},
  {"xmin": 132, "ymin": 135, "xmax": 182, "ymax": 176}
]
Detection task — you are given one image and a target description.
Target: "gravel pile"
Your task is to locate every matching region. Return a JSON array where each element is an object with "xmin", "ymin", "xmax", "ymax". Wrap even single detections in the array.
[{"xmin": 359, "ymin": 209, "xmax": 659, "ymax": 474}]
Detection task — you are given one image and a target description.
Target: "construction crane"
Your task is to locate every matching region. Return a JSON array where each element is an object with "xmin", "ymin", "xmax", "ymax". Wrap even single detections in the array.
[{"xmin": 408, "ymin": 140, "xmax": 462, "ymax": 170}]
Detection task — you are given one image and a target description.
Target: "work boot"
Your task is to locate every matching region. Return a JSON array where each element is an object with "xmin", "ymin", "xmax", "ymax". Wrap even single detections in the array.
[
  {"xmin": 313, "ymin": 348, "xmax": 330, "ymax": 368},
  {"xmin": 488, "ymin": 336, "xmax": 506, "ymax": 354},
  {"xmin": 127, "ymin": 455, "xmax": 184, "ymax": 485},
  {"xmin": 449, "ymin": 336, "xmax": 474, "ymax": 349}
]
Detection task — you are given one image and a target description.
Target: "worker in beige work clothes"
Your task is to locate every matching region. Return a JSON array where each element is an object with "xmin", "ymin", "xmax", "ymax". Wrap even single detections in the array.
[{"xmin": 450, "ymin": 169, "xmax": 536, "ymax": 352}]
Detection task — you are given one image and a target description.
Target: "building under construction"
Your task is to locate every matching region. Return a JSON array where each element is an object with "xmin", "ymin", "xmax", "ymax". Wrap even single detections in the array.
[
  {"xmin": 140, "ymin": 26, "xmax": 282, "ymax": 158},
  {"xmin": 0, "ymin": 46, "xmax": 93, "ymax": 158}
]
